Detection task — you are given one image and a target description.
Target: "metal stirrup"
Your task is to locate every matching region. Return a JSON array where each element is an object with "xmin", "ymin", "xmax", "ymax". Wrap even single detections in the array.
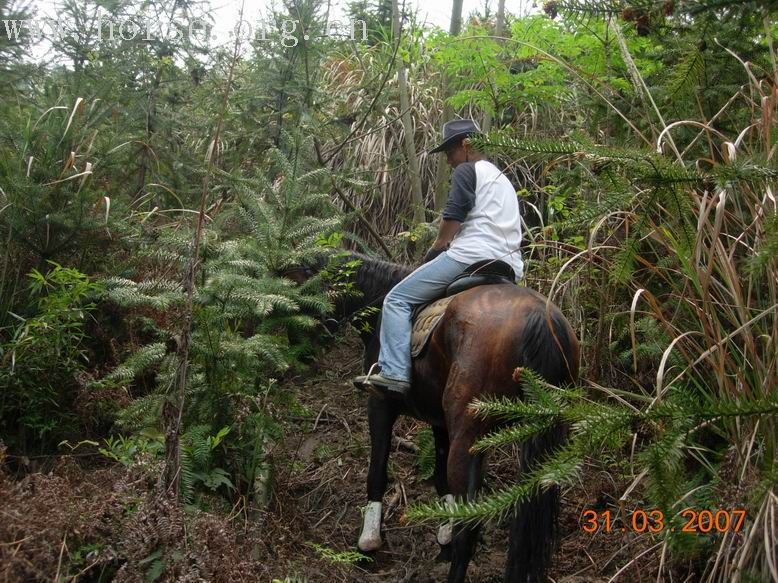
[{"xmin": 364, "ymin": 362, "xmax": 380, "ymax": 383}]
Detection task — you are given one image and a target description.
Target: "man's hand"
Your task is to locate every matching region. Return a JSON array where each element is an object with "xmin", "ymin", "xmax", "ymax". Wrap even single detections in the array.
[
  {"xmin": 432, "ymin": 219, "xmax": 461, "ymax": 249},
  {"xmin": 423, "ymin": 246, "xmax": 446, "ymax": 263},
  {"xmin": 423, "ymin": 218, "xmax": 462, "ymax": 263}
]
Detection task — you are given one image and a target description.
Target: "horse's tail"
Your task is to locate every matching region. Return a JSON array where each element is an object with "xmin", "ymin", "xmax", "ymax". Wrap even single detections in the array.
[
  {"xmin": 505, "ymin": 304, "xmax": 578, "ymax": 583},
  {"xmin": 514, "ymin": 304, "xmax": 578, "ymax": 387}
]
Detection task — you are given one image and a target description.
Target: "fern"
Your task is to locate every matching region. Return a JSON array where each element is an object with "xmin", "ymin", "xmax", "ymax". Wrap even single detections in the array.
[
  {"xmin": 308, "ymin": 543, "xmax": 372, "ymax": 565},
  {"xmin": 609, "ymin": 236, "xmax": 638, "ymax": 285},
  {"xmin": 664, "ymin": 43, "xmax": 706, "ymax": 101},
  {"xmin": 183, "ymin": 425, "xmax": 213, "ymax": 468},
  {"xmin": 101, "ymin": 342, "xmax": 168, "ymax": 384},
  {"xmin": 414, "ymin": 427, "xmax": 436, "ymax": 480},
  {"xmin": 179, "ymin": 443, "xmax": 196, "ymax": 504},
  {"xmin": 639, "ymin": 412, "xmax": 695, "ymax": 511},
  {"xmin": 560, "ymin": 189, "xmax": 636, "ymax": 228}
]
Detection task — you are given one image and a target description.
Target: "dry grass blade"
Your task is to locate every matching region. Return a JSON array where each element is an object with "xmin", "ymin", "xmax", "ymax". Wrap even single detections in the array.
[{"xmin": 59, "ymin": 97, "xmax": 84, "ymax": 145}]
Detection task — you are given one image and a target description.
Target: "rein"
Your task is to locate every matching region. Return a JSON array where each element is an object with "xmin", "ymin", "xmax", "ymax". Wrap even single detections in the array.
[
  {"xmin": 327, "ymin": 288, "xmax": 387, "ymax": 331},
  {"xmin": 326, "ymin": 253, "xmax": 411, "ymax": 330}
]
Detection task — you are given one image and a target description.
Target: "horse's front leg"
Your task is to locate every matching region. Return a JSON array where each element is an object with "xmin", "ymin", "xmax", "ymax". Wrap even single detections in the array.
[
  {"xmin": 358, "ymin": 395, "xmax": 401, "ymax": 552},
  {"xmin": 432, "ymin": 425, "xmax": 456, "ymax": 549},
  {"xmin": 446, "ymin": 436, "xmax": 485, "ymax": 583}
]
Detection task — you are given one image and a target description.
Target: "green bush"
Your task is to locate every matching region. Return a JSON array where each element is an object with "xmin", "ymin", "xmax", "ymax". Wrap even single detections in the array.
[
  {"xmin": 94, "ymin": 137, "xmax": 338, "ymax": 504},
  {"xmin": 0, "ymin": 262, "xmax": 103, "ymax": 453}
]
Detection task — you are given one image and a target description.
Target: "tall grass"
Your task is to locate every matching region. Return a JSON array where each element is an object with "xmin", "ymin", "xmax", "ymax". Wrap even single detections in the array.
[
  {"xmin": 532, "ymin": 38, "xmax": 777, "ymax": 582},
  {"xmin": 405, "ymin": 24, "xmax": 777, "ymax": 582}
]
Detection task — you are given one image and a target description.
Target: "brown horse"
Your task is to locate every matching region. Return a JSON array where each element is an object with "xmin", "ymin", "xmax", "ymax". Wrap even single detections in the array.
[{"xmin": 290, "ymin": 251, "xmax": 579, "ymax": 583}]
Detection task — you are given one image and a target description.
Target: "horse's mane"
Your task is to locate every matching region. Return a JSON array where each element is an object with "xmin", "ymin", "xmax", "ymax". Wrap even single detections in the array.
[
  {"xmin": 304, "ymin": 249, "xmax": 413, "ymax": 311},
  {"xmin": 347, "ymin": 251, "xmax": 413, "ymax": 303}
]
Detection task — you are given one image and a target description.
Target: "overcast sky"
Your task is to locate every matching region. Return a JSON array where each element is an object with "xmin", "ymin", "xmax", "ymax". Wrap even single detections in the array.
[
  {"xmin": 27, "ymin": 0, "xmax": 538, "ymax": 35},
  {"xmin": 21, "ymin": 0, "xmax": 537, "ymax": 60},
  {"xmin": 165, "ymin": 0, "xmax": 535, "ymax": 33}
]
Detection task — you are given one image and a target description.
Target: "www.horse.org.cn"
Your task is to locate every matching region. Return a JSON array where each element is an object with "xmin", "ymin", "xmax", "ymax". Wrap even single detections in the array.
[{"xmin": 2, "ymin": 14, "xmax": 368, "ymax": 48}]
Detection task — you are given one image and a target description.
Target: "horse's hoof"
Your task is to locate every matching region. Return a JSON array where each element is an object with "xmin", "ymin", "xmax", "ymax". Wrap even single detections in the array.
[
  {"xmin": 436, "ymin": 495, "xmax": 456, "ymax": 545},
  {"xmin": 358, "ymin": 501, "xmax": 383, "ymax": 552},
  {"xmin": 357, "ymin": 534, "xmax": 382, "ymax": 553},
  {"xmin": 437, "ymin": 519, "xmax": 454, "ymax": 545},
  {"xmin": 435, "ymin": 544, "xmax": 452, "ymax": 563}
]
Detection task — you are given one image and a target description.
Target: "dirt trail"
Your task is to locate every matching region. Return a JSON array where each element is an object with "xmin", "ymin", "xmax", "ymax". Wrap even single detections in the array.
[
  {"xmin": 0, "ymin": 329, "xmax": 653, "ymax": 582},
  {"xmin": 265, "ymin": 331, "xmax": 642, "ymax": 582}
]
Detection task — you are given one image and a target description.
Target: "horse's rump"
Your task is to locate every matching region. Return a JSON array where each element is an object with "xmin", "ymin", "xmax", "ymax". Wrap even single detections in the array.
[{"xmin": 429, "ymin": 285, "xmax": 578, "ymax": 393}]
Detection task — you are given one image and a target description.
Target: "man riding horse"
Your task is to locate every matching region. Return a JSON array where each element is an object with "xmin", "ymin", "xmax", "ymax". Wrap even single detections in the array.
[
  {"xmin": 354, "ymin": 118, "xmax": 524, "ymax": 397},
  {"xmin": 317, "ymin": 119, "xmax": 579, "ymax": 583}
]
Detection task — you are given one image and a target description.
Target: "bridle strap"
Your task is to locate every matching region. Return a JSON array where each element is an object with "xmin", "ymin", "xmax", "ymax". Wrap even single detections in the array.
[{"xmin": 329, "ymin": 290, "xmax": 387, "ymax": 328}]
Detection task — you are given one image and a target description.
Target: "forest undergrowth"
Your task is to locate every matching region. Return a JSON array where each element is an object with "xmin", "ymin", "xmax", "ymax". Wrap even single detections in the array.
[
  {"xmin": 1, "ymin": 331, "xmax": 662, "ymax": 582},
  {"xmin": 0, "ymin": 0, "xmax": 776, "ymax": 580}
]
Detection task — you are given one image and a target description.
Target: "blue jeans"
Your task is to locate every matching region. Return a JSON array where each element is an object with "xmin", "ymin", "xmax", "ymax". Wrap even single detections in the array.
[{"xmin": 378, "ymin": 252, "xmax": 469, "ymax": 382}]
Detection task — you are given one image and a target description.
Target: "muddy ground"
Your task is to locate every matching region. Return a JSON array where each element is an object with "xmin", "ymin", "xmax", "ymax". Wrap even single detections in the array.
[
  {"xmin": 0, "ymin": 329, "xmax": 659, "ymax": 582},
  {"xmin": 265, "ymin": 332, "xmax": 655, "ymax": 582}
]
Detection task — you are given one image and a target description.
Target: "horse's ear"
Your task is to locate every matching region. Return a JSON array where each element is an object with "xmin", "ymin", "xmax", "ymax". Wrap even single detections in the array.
[{"xmin": 279, "ymin": 252, "xmax": 335, "ymax": 285}]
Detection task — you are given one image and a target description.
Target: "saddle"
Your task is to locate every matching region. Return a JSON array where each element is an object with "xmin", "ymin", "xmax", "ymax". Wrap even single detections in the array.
[{"xmin": 410, "ymin": 259, "xmax": 516, "ymax": 357}]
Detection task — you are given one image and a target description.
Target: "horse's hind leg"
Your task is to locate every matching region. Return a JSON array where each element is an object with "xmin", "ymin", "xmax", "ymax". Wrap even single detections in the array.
[
  {"xmin": 505, "ymin": 429, "xmax": 563, "ymax": 583},
  {"xmin": 432, "ymin": 425, "xmax": 450, "ymax": 496},
  {"xmin": 358, "ymin": 395, "xmax": 401, "ymax": 552}
]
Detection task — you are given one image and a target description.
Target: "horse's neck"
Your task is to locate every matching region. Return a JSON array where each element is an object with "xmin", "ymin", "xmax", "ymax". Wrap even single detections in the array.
[
  {"xmin": 343, "ymin": 252, "xmax": 412, "ymax": 347},
  {"xmin": 351, "ymin": 252, "xmax": 412, "ymax": 306}
]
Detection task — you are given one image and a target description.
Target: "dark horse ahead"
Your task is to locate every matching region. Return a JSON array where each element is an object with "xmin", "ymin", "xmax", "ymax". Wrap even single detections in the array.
[{"xmin": 295, "ymin": 251, "xmax": 579, "ymax": 583}]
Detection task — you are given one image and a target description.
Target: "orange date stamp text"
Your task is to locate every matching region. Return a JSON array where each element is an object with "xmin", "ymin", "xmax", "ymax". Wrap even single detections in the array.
[{"xmin": 581, "ymin": 508, "xmax": 747, "ymax": 534}]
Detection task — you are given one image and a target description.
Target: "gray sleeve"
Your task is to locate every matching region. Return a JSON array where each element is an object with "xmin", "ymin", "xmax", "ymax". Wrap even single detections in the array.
[{"xmin": 442, "ymin": 162, "xmax": 476, "ymax": 222}]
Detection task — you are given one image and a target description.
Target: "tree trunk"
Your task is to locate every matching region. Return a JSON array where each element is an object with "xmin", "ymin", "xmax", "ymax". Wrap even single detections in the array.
[
  {"xmin": 482, "ymin": 0, "xmax": 505, "ymax": 133},
  {"xmin": 135, "ymin": 68, "xmax": 162, "ymax": 204},
  {"xmin": 450, "ymin": 0, "xmax": 464, "ymax": 36},
  {"xmin": 432, "ymin": 0, "xmax": 465, "ymax": 211},
  {"xmin": 164, "ymin": 6, "xmax": 245, "ymax": 501},
  {"xmin": 392, "ymin": 0, "xmax": 425, "ymax": 224}
]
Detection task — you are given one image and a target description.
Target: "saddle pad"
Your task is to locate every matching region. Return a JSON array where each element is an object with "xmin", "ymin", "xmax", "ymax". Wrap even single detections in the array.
[{"xmin": 411, "ymin": 295, "xmax": 455, "ymax": 357}]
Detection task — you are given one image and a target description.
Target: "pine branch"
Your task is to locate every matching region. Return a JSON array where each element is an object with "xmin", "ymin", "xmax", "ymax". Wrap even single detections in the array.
[
  {"xmin": 468, "ymin": 396, "xmax": 560, "ymax": 423},
  {"xmin": 404, "ymin": 442, "xmax": 582, "ymax": 527},
  {"xmin": 470, "ymin": 420, "xmax": 557, "ymax": 453},
  {"xmin": 103, "ymin": 343, "xmax": 168, "ymax": 383},
  {"xmin": 665, "ymin": 44, "xmax": 706, "ymax": 100},
  {"xmin": 414, "ymin": 427, "xmax": 436, "ymax": 480}
]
